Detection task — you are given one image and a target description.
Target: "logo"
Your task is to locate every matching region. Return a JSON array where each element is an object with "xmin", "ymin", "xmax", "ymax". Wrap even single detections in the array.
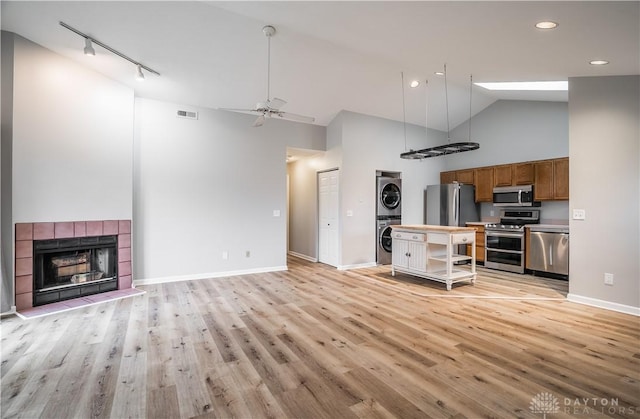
[{"xmin": 530, "ymin": 392, "xmax": 560, "ymax": 418}]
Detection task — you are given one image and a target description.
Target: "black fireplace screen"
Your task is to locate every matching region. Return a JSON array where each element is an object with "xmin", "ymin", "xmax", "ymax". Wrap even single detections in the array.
[{"xmin": 33, "ymin": 235, "xmax": 118, "ymax": 306}]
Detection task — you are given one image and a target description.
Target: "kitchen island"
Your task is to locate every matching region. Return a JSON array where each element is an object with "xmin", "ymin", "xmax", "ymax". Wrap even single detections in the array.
[{"xmin": 390, "ymin": 225, "xmax": 477, "ymax": 290}]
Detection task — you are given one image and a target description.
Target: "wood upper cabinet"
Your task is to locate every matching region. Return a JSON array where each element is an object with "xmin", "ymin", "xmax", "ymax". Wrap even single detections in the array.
[
  {"xmin": 474, "ymin": 167, "xmax": 494, "ymax": 202},
  {"xmin": 553, "ymin": 157, "xmax": 569, "ymax": 200},
  {"xmin": 456, "ymin": 169, "xmax": 475, "ymax": 185},
  {"xmin": 440, "ymin": 169, "xmax": 474, "ymax": 185},
  {"xmin": 493, "ymin": 165, "xmax": 513, "ymax": 187},
  {"xmin": 440, "ymin": 171, "xmax": 456, "ymax": 184},
  {"xmin": 439, "ymin": 157, "xmax": 568, "ymax": 202},
  {"xmin": 534, "ymin": 160, "xmax": 554, "ymax": 200},
  {"xmin": 513, "ymin": 162, "xmax": 535, "ymax": 185}
]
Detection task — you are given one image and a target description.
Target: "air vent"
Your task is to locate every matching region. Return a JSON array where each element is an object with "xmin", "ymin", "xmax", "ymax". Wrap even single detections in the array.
[{"xmin": 176, "ymin": 110, "xmax": 198, "ymax": 120}]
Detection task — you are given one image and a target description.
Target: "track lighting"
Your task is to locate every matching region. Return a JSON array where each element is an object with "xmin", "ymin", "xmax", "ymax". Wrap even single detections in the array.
[
  {"xmin": 60, "ymin": 21, "xmax": 160, "ymax": 81},
  {"xmin": 83, "ymin": 38, "xmax": 95, "ymax": 56},
  {"xmin": 135, "ymin": 65, "xmax": 145, "ymax": 82}
]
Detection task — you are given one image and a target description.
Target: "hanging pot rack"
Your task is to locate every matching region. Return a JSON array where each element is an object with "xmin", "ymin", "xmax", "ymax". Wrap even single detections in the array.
[{"xmin": 400, "ymin": 65, "xmax": 480, "ymax": 160}]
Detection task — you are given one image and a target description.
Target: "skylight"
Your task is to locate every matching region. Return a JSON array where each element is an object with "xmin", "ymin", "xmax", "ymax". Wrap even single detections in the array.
[{"xmin": 474, "ymin": 81, "xmax": 568, "ymax": 91}]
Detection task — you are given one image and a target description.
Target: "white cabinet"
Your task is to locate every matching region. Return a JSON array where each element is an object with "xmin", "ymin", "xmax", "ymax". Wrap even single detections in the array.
[
  {"xmin": 391, "ymin": 226, "xmax": 476, "ymax": 291},
  {"xmin": 391, "ymin": 231, "xmax": 427, "ymax": 273}
]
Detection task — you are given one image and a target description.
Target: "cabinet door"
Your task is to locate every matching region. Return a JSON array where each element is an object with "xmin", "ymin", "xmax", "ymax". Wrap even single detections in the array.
[
  {"xmin": 553, "ymin": 158, "xmax": 569, "ymax": 200},
  {"xmin": 514, "ymin": 163, "xmax": 534, "ymax": 185},
  {"xmin": 407, "ymin": 241, "xmax": 427, "ymax": 273},
  {"xmin": 440, "ymin": 171, "xmax": 456, "ymax": 184},
  {"xmin": 392, "ymin": 239, "xmax": 409, "ymax": 269},
  {"xmin": 474, "ymin": 167, "xmax": 494, "ymax": 202},
  {"xmin": 456, "ymin": 169, "xmax": 475, "ymax": 185},
  {"xmin": 534, "ymin": 160, "xmax": 554, "ymax": 200},
  {"xmin": 494, "ymin": 165, "xmax": 513, "ymax": 187}
]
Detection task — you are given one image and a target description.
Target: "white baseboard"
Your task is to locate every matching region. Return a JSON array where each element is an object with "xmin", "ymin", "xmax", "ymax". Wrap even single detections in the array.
[
  {"xmin": 567, "ymin": 293, "xmax": 640, "ymax": 317},
  {"xmin": 133, "ymin": 265, "xmax": 288, "ymax": 286},
  {"xmin": 287, "ymin": 251, "xmax": 317, "ymax": 263},
  {"xmin": 0, "ymin": 305, "xmax": 17, "ymax": 318},
  {"xmin": 338, "ymin": 262, "xmax": 378, "ymax": 271}
]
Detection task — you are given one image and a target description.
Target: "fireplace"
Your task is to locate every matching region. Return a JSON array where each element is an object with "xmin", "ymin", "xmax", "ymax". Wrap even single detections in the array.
[
  {"xmin": 15, "ymin": 220, "xmax": 133, "ymax": 311},
  {"xmin": 32, "ymin": 235, "xmax": 118, "ymax": 306}
]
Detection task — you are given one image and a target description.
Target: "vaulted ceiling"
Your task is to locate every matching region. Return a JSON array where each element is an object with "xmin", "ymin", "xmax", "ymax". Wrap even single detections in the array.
[{"xmin": 2, "ymin": 1, "xmax": 638, "ymax": 132}]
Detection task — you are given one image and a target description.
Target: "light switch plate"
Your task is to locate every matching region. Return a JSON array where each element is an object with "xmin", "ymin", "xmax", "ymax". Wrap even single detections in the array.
[
  {"xmin": 273, "ymin": 210, "xmax": 281, "ymax": 217},
  {"xmin": 572, "ymin": 209, "xmax": 586, "ymax": 220},
  {"xmin": 346, "ymin": 210, "xmax": 353, "ymax": 217}
]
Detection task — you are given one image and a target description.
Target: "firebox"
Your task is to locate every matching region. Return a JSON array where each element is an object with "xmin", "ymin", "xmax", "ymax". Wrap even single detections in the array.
[{"xmin": 33, "ymin": 235, "xmax": 118, "ymax": 306}]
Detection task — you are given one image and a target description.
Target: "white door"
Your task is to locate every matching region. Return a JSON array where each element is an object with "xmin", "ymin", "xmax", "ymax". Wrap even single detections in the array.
[{"xmin": 318, "ymin": 170, "xmax": 339, "ymax": 267}]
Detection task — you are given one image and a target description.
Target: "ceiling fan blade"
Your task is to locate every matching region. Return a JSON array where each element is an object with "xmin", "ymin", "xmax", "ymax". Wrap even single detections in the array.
[
  {"xmin": 267, "ymin": 97, "xmax": 287, "ymax": 110},
  {"xmin": 252, "ymin": 114, "xmax": 266, "ymax": 127},
  {"xmin": 219, "ymin": 107, "xmax": 261, "ymax": 114},
  {"xmin": 275, "ymin": 111, "xmax": 315, "ymax": 124}
]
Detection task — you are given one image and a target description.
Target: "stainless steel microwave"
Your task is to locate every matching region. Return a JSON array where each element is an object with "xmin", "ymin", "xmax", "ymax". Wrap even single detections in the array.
[{"xmin": 492, "ymin": 185, "xmax": 540, "ymax": 207}]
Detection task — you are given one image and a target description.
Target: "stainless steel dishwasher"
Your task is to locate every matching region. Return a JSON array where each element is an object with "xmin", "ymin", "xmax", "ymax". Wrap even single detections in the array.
[{"xmin": 529, "ymin": 225, "xmax": 569, "ymax": 276}]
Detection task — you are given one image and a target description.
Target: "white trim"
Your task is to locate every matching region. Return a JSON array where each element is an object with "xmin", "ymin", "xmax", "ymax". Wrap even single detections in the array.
[
  {"xmin": 133, "ymin": 265, "xmax": 288, "ymax": 286},
  {"xmin": 338, "ymin": 262, "xmax": 378, "ymax": 271},
  {"xmin": 0, "ymin": 306, "xmax": 17, "ymax": 318},
  {"xmin": 288, "ymin": 251, "xmax": 317, "ymax": 263},
  {"xmin": 567, "ymin": 293, "xmax": 640, "ymax": 317}
]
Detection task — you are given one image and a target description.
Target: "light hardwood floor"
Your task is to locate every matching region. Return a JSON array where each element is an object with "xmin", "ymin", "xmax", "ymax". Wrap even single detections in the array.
[{"xmin": 2, "ymin": 258, "xmax": 639, "ymax": 418}]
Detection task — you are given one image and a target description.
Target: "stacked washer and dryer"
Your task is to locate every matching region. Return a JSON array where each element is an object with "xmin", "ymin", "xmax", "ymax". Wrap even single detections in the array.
[{"xmin": 376, "ymin": 176, "xmax": 402, "ymax": 265}]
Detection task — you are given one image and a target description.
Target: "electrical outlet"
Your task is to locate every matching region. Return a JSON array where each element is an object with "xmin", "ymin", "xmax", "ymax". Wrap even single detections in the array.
[
  {"xmin": 245, "ymin": 251, "xmax": 250, "ymax": 258},
  {"xmin": 573, "ymin": 209, "xmax": 586, "ymax": 220},
  {"xmin": 222, "ymin": 251, "xmax": 228, "ymax": 260},
  {"xmin": 604, "ymin": 273, "xmax": 614, "ymax": 285}
]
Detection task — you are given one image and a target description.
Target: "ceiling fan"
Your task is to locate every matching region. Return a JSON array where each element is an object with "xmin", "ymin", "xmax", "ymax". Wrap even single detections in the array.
[{"xmin": 220, "ymin": 25, "xmax": 315, "ymax": 127}]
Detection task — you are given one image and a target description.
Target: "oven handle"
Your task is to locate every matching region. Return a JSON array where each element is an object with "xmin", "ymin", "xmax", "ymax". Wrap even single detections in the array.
[
  {"xmin": 485, "ymin": 231, "xmax": 524, "ymax": 238},
  {"xmin": 486, "ymin": 247, "xmax": 523, "ymax": 254}
]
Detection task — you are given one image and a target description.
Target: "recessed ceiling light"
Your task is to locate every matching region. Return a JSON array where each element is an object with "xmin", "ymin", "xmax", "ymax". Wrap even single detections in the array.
[
  {"xmin": 410, "ymin": 80, "xmax": 420, "ymax": 88},
  {"xmin": 589, "ymin": 60, "xmax": 609, "ymax": 65},
  {"xmin": 475, "ymin": 81, "xmax": 568, "ymax": 91},
  {"xmin": 535, "ymin": 21, "xmax": 558, "ymax": 29},
  {"xmin": 434, "ymin": 72, "xmax": 445, "ymax": 76}
]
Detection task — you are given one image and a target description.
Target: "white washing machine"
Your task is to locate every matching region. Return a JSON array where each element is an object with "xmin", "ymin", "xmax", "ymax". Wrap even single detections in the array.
[
  {"xmin": 377, "ymin": 218, "xmax": 401, "ymax": 265},
  {"xmin": 377, "ymin": 177, "xmax": 402, "ymax": 217}
]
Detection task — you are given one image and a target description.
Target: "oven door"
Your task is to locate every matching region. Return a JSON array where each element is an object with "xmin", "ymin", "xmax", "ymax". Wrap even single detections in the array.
[{"xmin": 485, "ymin": 231, "xmax": 525, "ymax": 273}]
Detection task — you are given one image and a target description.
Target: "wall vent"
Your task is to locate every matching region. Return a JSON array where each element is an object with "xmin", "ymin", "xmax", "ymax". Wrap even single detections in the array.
[{"xmin": 177, "ymin": 110, "xmax": 198, "ymax": 120}]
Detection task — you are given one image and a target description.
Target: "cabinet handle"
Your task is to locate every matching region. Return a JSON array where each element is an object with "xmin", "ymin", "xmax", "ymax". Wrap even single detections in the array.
[{"xmin": 462, "ymin": 237, "xmax": 467, "ymax": 242}]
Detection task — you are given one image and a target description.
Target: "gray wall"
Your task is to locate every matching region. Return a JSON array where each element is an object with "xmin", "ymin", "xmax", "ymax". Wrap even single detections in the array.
[
  {"xmin": 446, "ymin": 100, "xmax": 569, "ymax": 169},
  {"xmin": 133, "ymin": 98, "xmax": 325, "ymax": 281},
  {"xmin": 568, "ymin": 76, "xmax": 639, "ymax": 311},
  {"xmin": 447, "ymin": 100, "xmax": 570, "ymax": 222},
  {"xmin": 1, "ymin": 33, "xmax": 134, "ymax": 313},
  {"xmin": 1, "ymin": 32, "xmax": 15, "ymax": 313}
]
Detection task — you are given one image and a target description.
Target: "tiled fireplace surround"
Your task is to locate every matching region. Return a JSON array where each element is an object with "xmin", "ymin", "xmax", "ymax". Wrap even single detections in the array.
[{"xmin": 15, "ymin": 220, "xmax": 132, "ymax": 311}]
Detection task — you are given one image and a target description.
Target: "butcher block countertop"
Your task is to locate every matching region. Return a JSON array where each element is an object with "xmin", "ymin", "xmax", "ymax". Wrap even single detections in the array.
[{"xmin": 391, "ymin": 225, "xmax": 477, "ymax": 233}]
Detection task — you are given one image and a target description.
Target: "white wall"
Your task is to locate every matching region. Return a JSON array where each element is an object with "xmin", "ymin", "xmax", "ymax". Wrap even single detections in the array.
[
  {"xmin": 11, "ymin": 34, "xmax": 134, "ymax": 222},
  {"xmin": 568, "ymin": 76, "xmax": 639, "ymax": 313},
  {"xmin": 133, "ymin": 98, "xmax": 325, "ymax": 281}
]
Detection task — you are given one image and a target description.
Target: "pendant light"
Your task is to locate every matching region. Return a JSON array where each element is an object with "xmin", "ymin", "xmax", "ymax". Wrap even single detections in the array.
[{"xmin": 401, "ymin": 64, "xmax": 479, "ymax": 160}]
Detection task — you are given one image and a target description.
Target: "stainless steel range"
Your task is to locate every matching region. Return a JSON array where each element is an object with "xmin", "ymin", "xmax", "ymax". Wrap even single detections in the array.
[{"xmin": 485, "ymin": 209, "xmax": 540, "ymax": 274}]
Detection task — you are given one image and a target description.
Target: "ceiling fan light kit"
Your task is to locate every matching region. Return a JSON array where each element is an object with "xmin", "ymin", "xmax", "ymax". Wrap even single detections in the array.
[
  {"xmin": 219, "ymin": 25, "xmax": 315, "ymax": 127},
  {"xmin": 401, "ymin": 64, "xmax": 480, "ymax": 160}
]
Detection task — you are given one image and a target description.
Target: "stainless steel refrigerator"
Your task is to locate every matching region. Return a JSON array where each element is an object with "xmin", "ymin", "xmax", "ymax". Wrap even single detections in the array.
[{"xmin": 424, "ymin": 184, "xmax": 479, "ymax": 226}]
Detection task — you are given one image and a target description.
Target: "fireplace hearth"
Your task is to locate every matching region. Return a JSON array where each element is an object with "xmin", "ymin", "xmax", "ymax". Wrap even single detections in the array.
[{"xmin": 33, "ymin": 235, "xmax": 118, "ymax": 306}]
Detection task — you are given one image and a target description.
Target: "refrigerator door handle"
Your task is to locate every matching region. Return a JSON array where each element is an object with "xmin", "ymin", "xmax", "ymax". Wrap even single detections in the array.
[{"xmin": 453, "ymin": 187, "xmax": 459, "ymax": 226}]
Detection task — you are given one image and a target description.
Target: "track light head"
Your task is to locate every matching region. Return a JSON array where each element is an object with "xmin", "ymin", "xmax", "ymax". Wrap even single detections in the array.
[
  {"xmin": 135, "ymin": 65, "xmax": 145, "ymax": 82},
  {"xmin": 83, "ymin": 38, "xmax": 95, "ymax": 56}
]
